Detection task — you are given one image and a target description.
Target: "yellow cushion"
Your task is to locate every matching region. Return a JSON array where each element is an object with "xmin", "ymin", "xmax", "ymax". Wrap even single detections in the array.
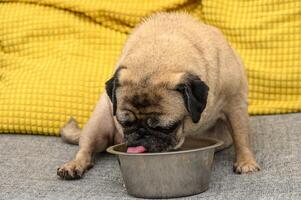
[
  {"xmin": 200, "ymin": 0, "xmax": 301, "ymax": 115},
  {"xmin": 0, "ymin": 0, "xmax": 300, "ymax": 136}
]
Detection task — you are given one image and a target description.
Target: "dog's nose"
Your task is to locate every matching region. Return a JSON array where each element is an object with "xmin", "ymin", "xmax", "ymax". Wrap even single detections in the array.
[{"xmin": 137, "ymin": 127, "xmax": 147, "ymax": 135}]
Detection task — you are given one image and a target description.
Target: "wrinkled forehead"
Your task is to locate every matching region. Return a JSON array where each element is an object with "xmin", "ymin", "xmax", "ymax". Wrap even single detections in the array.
[
  {"xmin": 117, "ymin": 83, "xmax": 184, "ymax": 125},
  {"xmin": 117, "ymin": 82, "xmax": 165, "ymax": 112},
  {"xmin": 114, "ymin": 73, "xmax": 186, "ymax": 126}
]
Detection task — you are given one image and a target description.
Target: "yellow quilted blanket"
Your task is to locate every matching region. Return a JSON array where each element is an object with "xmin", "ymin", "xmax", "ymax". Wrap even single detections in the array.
[{"xmin": 0, "ymin": 0, "xmax": 300, "ymax": 136}]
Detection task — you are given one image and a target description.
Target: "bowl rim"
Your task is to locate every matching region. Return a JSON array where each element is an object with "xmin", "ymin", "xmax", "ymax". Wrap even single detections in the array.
[{"xmin": 106, "ymin": 137, "xmax": 223, "ymax": 156}]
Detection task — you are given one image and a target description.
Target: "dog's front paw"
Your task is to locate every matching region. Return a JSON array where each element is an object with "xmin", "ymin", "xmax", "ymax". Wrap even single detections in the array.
[
  {"xmin": 57, "ymin": 160, "xmax": 85, "ymax": 180},
  {"xmin": 233, "ymin": 159, "xmax": 261, "ymax": 174}
]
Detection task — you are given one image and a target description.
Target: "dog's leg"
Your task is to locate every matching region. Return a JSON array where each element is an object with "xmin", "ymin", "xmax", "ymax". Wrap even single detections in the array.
[
  {"xmin": 198, "ymin": 118, "xmax": 233, "ymax": 152},
  {"xmin": 225, "ymin": 98, "xmax": 261, "ymax": 174},
  {"xmin": 57, "ymin": 93, "xmax": 117, "ymax": 180}
]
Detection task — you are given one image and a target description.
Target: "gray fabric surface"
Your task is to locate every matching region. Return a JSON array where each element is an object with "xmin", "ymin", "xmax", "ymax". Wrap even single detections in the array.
[{"xmin": 0, "ymin": 113, "xmax": 300, "ymax": 200}]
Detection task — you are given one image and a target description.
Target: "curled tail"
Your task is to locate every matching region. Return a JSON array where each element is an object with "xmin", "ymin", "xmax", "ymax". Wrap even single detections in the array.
[{"xmin": 60, "ymin": 117, "xmax": 81, "ymax": 145}]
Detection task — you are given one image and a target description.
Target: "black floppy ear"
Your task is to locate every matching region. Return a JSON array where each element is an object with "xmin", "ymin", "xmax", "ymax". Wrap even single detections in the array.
[
  {"xmin": 105, "ymin": 67, "xmax": 125, "ymax": 115},
  {"xmin": 105, "ymin": 76, "xmax": 118, "ymax": 115},
  {"xmin": 176, "ymin": 74, "xmax": 209, "ymax": 123}
]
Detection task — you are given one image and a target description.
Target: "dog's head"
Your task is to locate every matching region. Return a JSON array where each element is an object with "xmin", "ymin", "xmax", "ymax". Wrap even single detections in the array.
[{"xmin": 105, "ymin": 66, "xmax": 209, "ymax": 152}]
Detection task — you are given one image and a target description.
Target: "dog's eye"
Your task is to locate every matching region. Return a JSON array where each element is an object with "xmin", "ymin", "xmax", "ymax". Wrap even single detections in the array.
[
  {"xmin": 119, "ymin": 120, "xmax": 135, "ymax": 128},
  {"xmin": 146, "ymin": 117, "xmax": 159, "ymax": 128},
  {"xmin": 118, "ymin": 110, "xmax": 136, "ymax": 128}
]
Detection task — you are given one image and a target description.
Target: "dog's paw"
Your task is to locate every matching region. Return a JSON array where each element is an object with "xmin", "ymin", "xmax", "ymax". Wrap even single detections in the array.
[
  {"xmin": 233, "ymin": 159, "xmax": 261, "ymax": 174},
  {"xmin": 57, "ymin": 160, "xmax": 85, "ymax": 180}
]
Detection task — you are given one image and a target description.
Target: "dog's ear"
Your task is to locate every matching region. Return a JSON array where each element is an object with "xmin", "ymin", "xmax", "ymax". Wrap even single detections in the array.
[
  {"xmin": 105, "ymin": 76, "xmax": 118, "ymax": 115},
  {"xmin": 176, "ymin": 74, "xmax": 209, "ymax": 123},
  {"xmin": 105, "ymin": 67, "xmax": 125, "ymax": 115}
]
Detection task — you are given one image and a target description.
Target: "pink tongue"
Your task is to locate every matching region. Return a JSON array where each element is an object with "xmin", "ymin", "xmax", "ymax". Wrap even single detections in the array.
[{"xmin": 127, "ymin": 146, "xmax": 146, "ymax": 153}]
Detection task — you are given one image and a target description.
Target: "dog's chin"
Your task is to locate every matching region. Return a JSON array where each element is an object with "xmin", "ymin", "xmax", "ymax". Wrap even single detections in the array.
[
  {"xmin": 126, "ymin": 139, "xmax": 172, "ymax": 153},
  {"xmin": 125, "ymin": 135, "xmax": 174, "ymax": 153},
  {"xmin": 125, "ymin": 134, "xmax": 185, "ymax": 153}
]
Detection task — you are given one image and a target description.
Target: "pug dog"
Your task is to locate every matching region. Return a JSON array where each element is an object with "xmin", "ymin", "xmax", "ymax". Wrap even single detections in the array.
[{"xmin": 57, "ymin": 12, "xmax": 260, "ymax": 180}]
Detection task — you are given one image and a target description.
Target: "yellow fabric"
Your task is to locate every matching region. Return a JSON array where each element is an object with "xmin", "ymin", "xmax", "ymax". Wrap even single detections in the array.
[
  {"xmin": 201, "ymin": 0, "xmax": 301, "ymax": 115},
  {"xmin": 0, "ymin": 0, "xmax": 300, "ymax": 136}
]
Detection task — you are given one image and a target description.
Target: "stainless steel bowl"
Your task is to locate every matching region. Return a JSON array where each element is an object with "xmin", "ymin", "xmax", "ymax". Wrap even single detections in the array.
[{"xmin": 107, "ymin": 137, "xmax": 223, "ymax": 199}]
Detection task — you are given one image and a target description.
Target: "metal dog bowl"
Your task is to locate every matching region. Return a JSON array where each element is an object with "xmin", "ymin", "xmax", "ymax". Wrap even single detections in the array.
[{"xmin": 107, "ymin": 137, "xmax": 223, "ymax": 199}]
